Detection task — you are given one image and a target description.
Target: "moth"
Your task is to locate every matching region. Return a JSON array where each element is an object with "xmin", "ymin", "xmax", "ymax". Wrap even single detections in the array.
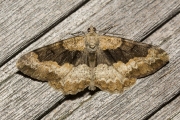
[{"xmin": 17, "ymin": 26, "xmax": 169, "ymax": 95}]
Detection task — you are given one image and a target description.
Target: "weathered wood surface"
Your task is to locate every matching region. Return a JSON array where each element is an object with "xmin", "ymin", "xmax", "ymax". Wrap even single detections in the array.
[
  {"xmin": 150, "ymin": 95, "xmax": 180, "ymax": 120},
  {"xmin": 0, "ymin": 0, "xmax": 179, "ymax": 120}
]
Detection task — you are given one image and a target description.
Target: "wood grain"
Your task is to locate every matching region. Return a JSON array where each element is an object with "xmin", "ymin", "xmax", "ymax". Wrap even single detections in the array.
[
  {"xmin": 149, "ymin": 95, "xmax": 180, "ymax": 120},
  {"xmin": 0, "ymin": 0, "xmax": 179, "ymax": 119}
]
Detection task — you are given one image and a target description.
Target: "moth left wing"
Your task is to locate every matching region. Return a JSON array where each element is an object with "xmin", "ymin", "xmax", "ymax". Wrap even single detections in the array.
[
  {"xmin": 93, "ymin": 35, "xmax": 169, "ymax": 93},
  {"xmin": 99, "ymin": 35, "xmax": 169, "ymax": 78},
  {"xmin": 17, "ymin": 36, "xmax": 91, "ymax": 94}
]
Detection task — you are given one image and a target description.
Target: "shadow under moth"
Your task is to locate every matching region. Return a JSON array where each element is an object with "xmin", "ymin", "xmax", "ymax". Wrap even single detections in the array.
[{"xmin": 17, "ymin": 26, "xmax": 169, "ymax": 95}]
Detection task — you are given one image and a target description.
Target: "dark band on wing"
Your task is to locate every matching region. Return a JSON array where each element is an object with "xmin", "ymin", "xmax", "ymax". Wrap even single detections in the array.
[
  {"xmin": 33, "ymin": 42, "xmax": 88, "ymax": 66},
  {"xmin": 103, "ymin": 39, "xmax": 152, "ymax": 63}
]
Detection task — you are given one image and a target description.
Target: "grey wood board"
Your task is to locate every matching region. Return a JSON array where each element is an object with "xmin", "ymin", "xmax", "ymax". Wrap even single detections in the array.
[
  {"xmin": 173, "ymin": 112, "xmax": 180, "ymax": 120},
  {"xmin": 0, "ymin": 0, "xmax": 179, "ymax": 119},
  {"xmin": 0, "ymin": 0, "xmax": 89, "ymax": 66},
  {"xmin": 0, "ymin": 74, "xmax": 63, "ymax": 120},
  {"xmin": 149, "ymin": 95, "xmax": 180, "ymax": 120}
]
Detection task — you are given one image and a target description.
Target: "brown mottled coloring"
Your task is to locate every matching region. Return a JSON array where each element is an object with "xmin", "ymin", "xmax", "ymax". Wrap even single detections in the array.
[{"xmin": 16, "ymin": 26, "xmax": 169, "ymax": 95}]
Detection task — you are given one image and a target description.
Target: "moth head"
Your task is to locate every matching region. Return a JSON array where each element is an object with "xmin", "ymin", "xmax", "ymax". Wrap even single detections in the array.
[{"xmin": 87, "ymin": 26, "xmax": 96, "ymax": 34}]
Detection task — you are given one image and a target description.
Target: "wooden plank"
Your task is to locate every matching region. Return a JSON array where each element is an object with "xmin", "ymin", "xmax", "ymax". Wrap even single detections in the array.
[
  {"xmin": 62, "ymin": 13, "xmax": 180, "ymax": 120},
  {"xmin": 173, "ymin": 112, "xmax": 180, "ymax": 120},
  {"xmin": 149, "ymin": 95, "xmax": 180, "ymax": 120},
  {"xmin": 0, "ymin": 0, "xmax": 89, "ymax": 66},
  {"xmin": 0, "ymin": 0, "xmax": 179, "ymax": 119},
  {"xmin": 0, "ymin": 74, "xmax": 63, "ymax": 120}
]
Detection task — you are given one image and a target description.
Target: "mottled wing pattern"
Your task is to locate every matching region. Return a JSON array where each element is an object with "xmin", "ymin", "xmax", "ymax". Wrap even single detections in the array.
[
  {"xmin": 94, "ymin": 36, "xmax": 169, "ymax": 92},
  {"xmin": 17, "ymin": 37, "xmax": 91, "ymax": 94}
]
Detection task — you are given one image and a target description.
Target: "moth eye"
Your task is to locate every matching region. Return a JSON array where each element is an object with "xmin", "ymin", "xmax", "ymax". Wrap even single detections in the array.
[
  {"xmin": 87, "ymin": 28, "xmax": 90, "ymax": 32},
  {"xmin": 93, "ymin": 27, "xmax": 96, "ymax": 32}
]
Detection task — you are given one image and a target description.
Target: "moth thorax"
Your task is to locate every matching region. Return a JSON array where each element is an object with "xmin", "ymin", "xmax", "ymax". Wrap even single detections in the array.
[{"xmin": 85, "ymin": 34, "xmax": 99, "ymax": 52}]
